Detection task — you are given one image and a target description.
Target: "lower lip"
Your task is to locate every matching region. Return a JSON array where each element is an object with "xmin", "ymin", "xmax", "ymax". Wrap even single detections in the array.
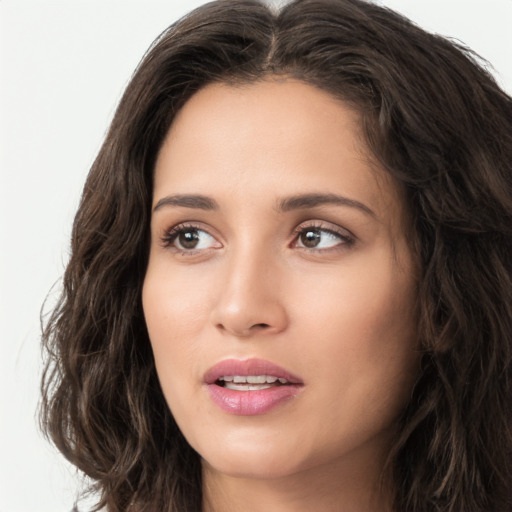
[{"xmin": 206, "ymin": 384, "xmax": 302, "ymax": 415}]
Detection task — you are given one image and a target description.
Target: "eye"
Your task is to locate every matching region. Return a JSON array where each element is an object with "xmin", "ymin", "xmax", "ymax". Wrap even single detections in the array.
[
  {"xmin": 293, "ymin": 224, "xmax": 353, "ymax": 250},
  {"xmin": 162, "ymin": 224, "xmax": 221, "ymax": 252}
]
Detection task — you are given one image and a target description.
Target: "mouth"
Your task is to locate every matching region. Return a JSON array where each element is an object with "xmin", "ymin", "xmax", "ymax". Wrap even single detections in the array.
[
  {"xmin": 204, "ymin": 358, "xmax": 303, "ymax": 415},
  {"xmin": 215, "ymin": 375, "xmax": 292, "ymax": 391},
  {"xmin": 204, "ymin": 358, "xmax": 303, "ymax": 387}
]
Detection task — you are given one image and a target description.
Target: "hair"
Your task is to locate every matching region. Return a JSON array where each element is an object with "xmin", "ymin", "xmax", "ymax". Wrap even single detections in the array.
[{"xmin": 40, "ymin": 0, "xmax": 512, "ymax": 511}]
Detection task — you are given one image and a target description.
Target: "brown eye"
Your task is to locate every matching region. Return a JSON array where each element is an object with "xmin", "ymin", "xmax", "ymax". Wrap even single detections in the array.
[
  {"xmin": 300, "ymin": 229, "xmax": 322, "ymax": 248},
  {"xmin": 295, "ymin": 225, "xmax": 350, "ymax": 250},
  {"xmin": 164, "ymin": 226, "xmax": 220, "ymax": 252},
  {"xmin": 178, "ymin": 229, "xmax": 200, "ymax": 249}
]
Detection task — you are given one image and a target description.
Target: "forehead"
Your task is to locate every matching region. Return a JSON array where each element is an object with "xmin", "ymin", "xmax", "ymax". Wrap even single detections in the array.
[{"xmin": 153, "ymin": 79, "xmax": 403, "ymax": 224}]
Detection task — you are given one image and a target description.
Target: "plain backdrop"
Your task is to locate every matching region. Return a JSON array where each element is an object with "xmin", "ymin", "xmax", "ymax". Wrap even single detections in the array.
[{"xmin": 1, "ymin": 1, "xmax": 511, "ymax": 511}]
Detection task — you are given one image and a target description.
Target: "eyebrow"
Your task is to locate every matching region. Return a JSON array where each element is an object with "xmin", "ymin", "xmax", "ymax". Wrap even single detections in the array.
[
  {"xmin": 153, "ymin": 194, "xmax": 219, "ymax": 212},
  {"xmin": 277, "ymin": 193, "xmax": 375, "ymax": 217},
  {"xmin": 152, "ymin": 192, "xmax": 375, "ymax": 217}
]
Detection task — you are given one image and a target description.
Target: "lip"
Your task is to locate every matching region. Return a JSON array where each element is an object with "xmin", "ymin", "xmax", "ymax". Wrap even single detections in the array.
[{"xmin": 204, "ymin": 358, "xmax": 304, "ymax": 416}]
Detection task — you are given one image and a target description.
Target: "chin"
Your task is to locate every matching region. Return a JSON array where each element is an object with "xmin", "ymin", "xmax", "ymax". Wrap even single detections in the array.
[
  {"xmin": 194, "ymin": 432, "xmax": 308, "ymax": 480},
  {"xmin": 196, "ymin": 429, "xmax": 336, "ymax": 482},
  {"xmin": 202, "ymin": 452, "xmax": 307, "ymax": 481}
]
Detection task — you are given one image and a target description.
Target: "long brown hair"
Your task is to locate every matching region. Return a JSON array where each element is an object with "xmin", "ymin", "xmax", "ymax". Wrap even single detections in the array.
[{"xmin": 41, "ymin": 1, "xmax": 512, "ymax": 510}]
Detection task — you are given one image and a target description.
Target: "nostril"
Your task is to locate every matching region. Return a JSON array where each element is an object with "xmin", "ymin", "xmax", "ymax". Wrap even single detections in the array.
[{"xmin": 215, "ymin": 322, "xmax": 272, "ymax": 337}]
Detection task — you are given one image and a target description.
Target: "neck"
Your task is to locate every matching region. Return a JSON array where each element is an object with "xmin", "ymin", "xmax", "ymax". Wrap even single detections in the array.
[{"xmin": 201, "ymin": 445, "xmax": 394, "ymax": 512}]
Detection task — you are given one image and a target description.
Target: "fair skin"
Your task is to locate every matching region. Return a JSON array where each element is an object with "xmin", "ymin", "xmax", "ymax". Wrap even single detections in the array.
[{"xmin": 143, "ymin": 79, "xmax": 419, "ymax": 512}]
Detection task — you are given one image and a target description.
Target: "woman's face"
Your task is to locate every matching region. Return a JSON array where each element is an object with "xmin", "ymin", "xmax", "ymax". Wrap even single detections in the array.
[{"xmin": 143, "ymin": 80, "xmax": 419, "ymax": 482}]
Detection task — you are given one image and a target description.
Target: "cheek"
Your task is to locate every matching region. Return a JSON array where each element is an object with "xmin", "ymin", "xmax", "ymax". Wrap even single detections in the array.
[
  {"xmin": 142, "ymin": 263, "xmax": 211, "ymax": 404},
  {"xmin": 286, "ymin": 263, "xmax": 418, "ymax": 462},
  {"xmin": 293, "ymin": 248, "xmax": 419, "ymax": 402},
  {"xmin": 292, "ymin": 248, "xmax": 417, "ymax": 341},
  {"xmin": 142, "ymin": 258, "xmax": 213, "ymax": 343}
]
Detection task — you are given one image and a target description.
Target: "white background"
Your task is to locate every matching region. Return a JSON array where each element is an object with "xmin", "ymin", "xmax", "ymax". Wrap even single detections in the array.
[{"xmin": 1, "ymin": 1, "xmax": 511, "ymax": 511}]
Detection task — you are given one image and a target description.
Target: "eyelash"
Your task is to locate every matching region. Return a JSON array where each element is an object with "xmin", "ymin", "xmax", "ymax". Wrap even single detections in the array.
[
  {"xmin": 291, "ymin": 222, "xmax": 355, "ymax": 251},
  {"xmin": 160, "ymin": 223, "xmax": 216, "ymax": 254},
  {"xmin": 160, "ymin": 221, "xmax": 355, "ymax": 254}
]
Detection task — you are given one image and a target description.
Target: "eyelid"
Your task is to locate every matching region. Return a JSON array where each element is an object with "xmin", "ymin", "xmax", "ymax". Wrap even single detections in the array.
[
  {"xmin": 160, "ymin": 222, "xmax": 222, "ymax": 252},
  {"xmin": 291, "ymin": 220, "xmax": 355, "ymax": 250},
  {"xmin": 158, "ymin": 219, "xmax": 355, "ymax": 254}
]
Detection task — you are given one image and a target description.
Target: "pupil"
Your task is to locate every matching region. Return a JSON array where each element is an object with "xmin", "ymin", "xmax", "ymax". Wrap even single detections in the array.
[
  {"xmin": 301, "ymin": 229, "xmax": 321, "ymax": 248},
  {"xmin": 179, "ymin": 230, "xmax": 199, "ymax": 249}
]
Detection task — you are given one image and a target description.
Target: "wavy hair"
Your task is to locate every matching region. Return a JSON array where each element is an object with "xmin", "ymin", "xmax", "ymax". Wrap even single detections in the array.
[{"xmin": 41, "ymin": 1, "xmax": 512, "ymax": 510}]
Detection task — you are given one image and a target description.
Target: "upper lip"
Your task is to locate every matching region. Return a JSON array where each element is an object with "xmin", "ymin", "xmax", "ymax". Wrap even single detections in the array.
[{"xmin": 204, "ymin": 358, "xmax": 304, "ymax": 385}]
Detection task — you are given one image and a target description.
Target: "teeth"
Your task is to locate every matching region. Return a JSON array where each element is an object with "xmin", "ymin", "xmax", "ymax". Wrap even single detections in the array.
[
  {"xmin": 225, "ymin": 383, "xmax": 274, "ymax": 391},
  {"xmin": 247, "ymin": 376, "xmax": 266, "ymax": 384},
  {"xmin": 218, "ymin": 375, "xmax": 288, "ymax": 390},
  {"xmin": 218, "ymin": 375, "xmax": 289, "ymax": 385}
]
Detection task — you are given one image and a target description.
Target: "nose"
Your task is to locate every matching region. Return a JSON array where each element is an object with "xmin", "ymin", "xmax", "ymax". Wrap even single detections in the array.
[{"xmin": 210, "ymin": 249, "xmax": 288, "ymax": 338}]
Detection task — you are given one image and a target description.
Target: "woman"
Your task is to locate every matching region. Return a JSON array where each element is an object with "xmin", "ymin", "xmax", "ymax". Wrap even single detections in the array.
[{"xmin": 40, "ymin": 0, "xmax": 512, "ymax": 511}]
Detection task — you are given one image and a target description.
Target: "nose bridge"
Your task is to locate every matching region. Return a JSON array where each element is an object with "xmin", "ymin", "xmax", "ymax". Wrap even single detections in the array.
[{"xmin": 212, "ymin": 238, "xmax": 287, "ymax": 337}]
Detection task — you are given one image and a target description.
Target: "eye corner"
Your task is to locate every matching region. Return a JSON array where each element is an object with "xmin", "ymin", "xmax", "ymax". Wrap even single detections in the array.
[
  {"xmin": 159, "ymin": 222, "xmax": 222, "ymax": 255},
  {"xmin": 291, "ymin": 221, "xmax": 356, "ymax": 252}
]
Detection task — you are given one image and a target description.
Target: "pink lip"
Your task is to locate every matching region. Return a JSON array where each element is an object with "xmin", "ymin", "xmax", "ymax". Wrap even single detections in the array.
[{"xmin": 204, "ymin": 358, "xmax": 303, "ymax": 416}]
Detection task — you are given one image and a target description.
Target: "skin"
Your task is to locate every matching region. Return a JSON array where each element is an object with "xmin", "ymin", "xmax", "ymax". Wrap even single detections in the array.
[{"xmin": 143, "ymin": 79, "xmax": 420, "ymax": 512}]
